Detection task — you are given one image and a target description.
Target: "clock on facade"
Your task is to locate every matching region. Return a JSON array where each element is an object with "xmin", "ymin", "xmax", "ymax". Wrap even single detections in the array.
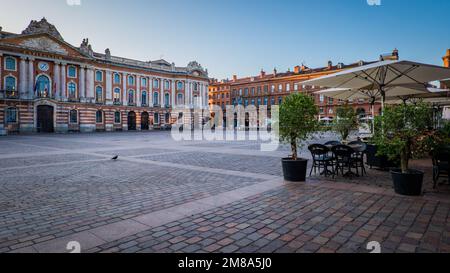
[{"xmin": 38, "ymin": 62, "xmax": 49, "ymax": 71}]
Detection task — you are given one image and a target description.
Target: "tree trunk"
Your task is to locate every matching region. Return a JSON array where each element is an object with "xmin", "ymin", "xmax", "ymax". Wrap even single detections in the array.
[
  {"xmin": 400, "ymin": 148, "xmax": 409, "ymax": 174},
  {"xmin": 291, "ymin": 141, "xmax": 298, "ymax": 161}
]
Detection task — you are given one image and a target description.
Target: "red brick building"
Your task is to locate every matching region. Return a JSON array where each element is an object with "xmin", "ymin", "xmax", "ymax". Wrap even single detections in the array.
[
  {"xmin": 209, "ymin": 50, "xmax": 401, "ymax": 123},
  {"xmin": 0, "ymin": 18, "xmax": 209, "ymax": 134}
]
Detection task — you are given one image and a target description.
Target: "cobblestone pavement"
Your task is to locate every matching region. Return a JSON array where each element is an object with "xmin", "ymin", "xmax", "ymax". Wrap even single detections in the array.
[{"xmin": 0, "ymin": 131, "xmax": 449, "ymax": 253}]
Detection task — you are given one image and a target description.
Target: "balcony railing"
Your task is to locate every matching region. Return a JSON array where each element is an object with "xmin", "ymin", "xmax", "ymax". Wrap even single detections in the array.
[
  {"xmin": 0, "ymin": 90, "xmax": 20, "ymax": 99},
  {"xmin": 36, "ymin": 91, "xmax": 54, "ymax": 99},
  {"xmin": 113, "ymin": 100, "xmax": 122, "ymax": 106},
  {"xmin": 68, "ymin": 97, "xmax": 80, "ymax": 103}
]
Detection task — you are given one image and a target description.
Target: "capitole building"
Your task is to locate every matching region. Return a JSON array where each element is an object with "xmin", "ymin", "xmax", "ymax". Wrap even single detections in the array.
[
  {"xmin": 209, "ymin": 50, "xmax": 402, "ymax": 123},
  {"xmin": 0, "ymin": 18, "xmax": 209, "ymax": 134}
]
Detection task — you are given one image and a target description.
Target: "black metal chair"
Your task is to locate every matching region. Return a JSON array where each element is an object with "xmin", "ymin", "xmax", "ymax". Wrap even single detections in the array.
[
  {"xmin": 348, "ymin": 141, "xmax": 368, "ymax": 176},
  {"xmin": 432, "ymin": 150, "xmax": 450, "ymax": 189},
  {"xmin": 332, "ymin": 145, "xmax": 359, "ymax": 178},
  {"xmin": 308, "ymin": 144, "xmax": 335, "ymax": 178}
]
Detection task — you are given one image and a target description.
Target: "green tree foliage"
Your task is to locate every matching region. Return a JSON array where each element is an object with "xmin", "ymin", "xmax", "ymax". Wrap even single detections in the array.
[
  {"xmin": 334, "ymin": 104, "xmax": 358, "ymax": 141},
  {"xmin": 279, "ymin": 93, "xmax": 319, "ymax": 160}
]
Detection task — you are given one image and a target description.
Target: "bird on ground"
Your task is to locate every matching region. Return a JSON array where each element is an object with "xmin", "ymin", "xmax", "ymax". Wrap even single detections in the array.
[{"xmin": 111, "ymin": 155, "xmax": 119, "ymax": 160}]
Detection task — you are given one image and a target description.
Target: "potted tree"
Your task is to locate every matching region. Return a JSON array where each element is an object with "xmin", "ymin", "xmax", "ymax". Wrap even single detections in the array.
[
  {"xmin": 374, "ymin": 102, "xmax": 433, "ymax": 196},
  {"xmin": 334, "ymin": 104, "xmax": 358, "ymax": 143},
  {"xmin": 279, "ymin": 93, "xmax": 319, "ymax": 182}
]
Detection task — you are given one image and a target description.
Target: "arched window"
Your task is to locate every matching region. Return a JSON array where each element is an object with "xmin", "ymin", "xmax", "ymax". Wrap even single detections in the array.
[
  {"xmin": 177, "ymin": 81, "xmax": 184, "ymax": 91},
  {"xmin": 141, "ymin": 91, "xmax": 147, "ymax": 105},
  {"xmin": 164, "ymin": 80, "xmax": 170, "ymax": 90},
  {"xmin": 114, "ymin": 111, "xmax": 121, "ymax": 124},
  {"xmin": 6, "ymin": 107, "xmax": 18, "ymax": 124},
  {"xmin": 278, "ymin": 97, "xmax": 283, "ymax": 105},
  {"xmin": 113, "ymin": 73, "xmax": 121, "ymax": 84},
  {"xmin": 128, "ymin": 75, "xmax": 135, "ymax": 86},
  {"xmin": 177, "ymin": 93, "xmax": 183, "ymax": 105},
  {"xmin": 153, "ymin": 92, "xmax": 159, "ymax": 105},
  {"xmin": 113, "ymin": 88, "xmax": 121, "ymax": 104},
  {"xmin": 257, "ymin": 98, "xmax": 261, "ymax": 106},
  {"xmin": 5, "ymin": 76, "xmax": 16, "ymax": 91},
  {"xmin": 68, "ymin": 66, "xmax": 77, "ymax": 78},
  {"xmin": 68, "ymin": 82, "xmax": 77, "ymax": 98},
  {"xmin": 36, "ymin": 75, "xmax": 51, "ymax": 97},
  {"xmin": 5, "ymin": 57, "xmax": 16, "ymax": 71},
  {"xmin": 271, "ymin": 97, "xmax": 275, "ymax": 105},
  {"xmin": 95, "ymin": 86, "xmax": 103, "ymax": 102},
  {"xmin": 128, "ymin": 90, "xmax": 135, "ymax": 104},
  {"xmin": 141, "ymin": 78, "xmax": 147, "ymax": 87},
  {"xmin": 154, "ymin": 113, "xmax": 160, "ymax": 124},
  {"xmin": 95, "ymin": 71, "xmax": 103, "ymax": 82},
  {"xmin": 69, "ymin": 109, "xmax": 78, "ymax": 124},
  {"xmin": 96, "ymin": 110, "xmax": 103, "ymax": 123},
  {"xmin": 264, "ymin": 97, "xmax": 268, "ymax": 105},
  {"xmin": 164, "ymin": 93, "xmax": 170, "ymax": 107},
  {"xmin": 153, "ymin": 79, "xmax": 160, "ymax": 89}
]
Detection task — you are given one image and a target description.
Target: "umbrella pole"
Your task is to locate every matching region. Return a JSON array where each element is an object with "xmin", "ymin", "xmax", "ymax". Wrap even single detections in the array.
[{"xmin": 370, "ymin": 97, "xmax": 375, "ymax": 135}]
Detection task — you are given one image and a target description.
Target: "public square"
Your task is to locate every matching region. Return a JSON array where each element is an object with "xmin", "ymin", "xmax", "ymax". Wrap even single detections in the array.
[{"xmin": 1, "ymin": 131, "xmax": 449, "ymax": 253}]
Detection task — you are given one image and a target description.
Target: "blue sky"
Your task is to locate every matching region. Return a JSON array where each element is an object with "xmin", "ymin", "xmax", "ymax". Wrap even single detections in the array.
[{"xmin": 1, "ymin": 0, "xmax": 449, "ymax": 79}]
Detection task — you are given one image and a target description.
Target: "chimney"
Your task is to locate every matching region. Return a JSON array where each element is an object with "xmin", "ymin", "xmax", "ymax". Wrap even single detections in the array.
[
  {"xmin": 232, "ymin": 75, "xmax": 237, "ymax": 82},
  {"xmin": 443, "ymin": 49, "xmax": 450, "ymax": 68},
  {"xmin": 294, "ymin": 66, "xmax": 301, "ymax": 74},
  {"xmin": 260, "ymin": 69, "xmax": 266, "ymax": 78},
  {"xmin": 327, "ymin": 61, "xmax": 333, "ymax": 69}
]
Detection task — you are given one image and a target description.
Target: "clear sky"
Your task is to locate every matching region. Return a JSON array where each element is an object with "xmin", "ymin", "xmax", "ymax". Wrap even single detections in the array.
[{"xmin": 1, "ymin": 0, "xmax": 449, "ymax": 79}]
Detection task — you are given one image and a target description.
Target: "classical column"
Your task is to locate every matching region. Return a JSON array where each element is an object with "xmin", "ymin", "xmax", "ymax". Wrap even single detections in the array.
[
  {"xmin": 86, "ymin": 67, "xmax": 94, "ymax": 99},
  {"xmin": 149, "ymin": 77, "xmax": 153, "ymax": 106},
  {"xmin": 136, "ymin": 75, "xmax": 141, "ymax": 107},
  {"xmin": 19, "ymin": 57, "xmax": 27, "ymax": 98},
  {"xmin": 105, "ymin": 70, "xmax": 112, "ymax": 104},
  {"xmin": 122, "ymin": 73, "xmax": 128, "ymax": 106},
  {"xmin": 160, "ymin": 78, "xmax": 164, "ymax": 106},
  {"xmin": 171, "ymin": 80, "xmax": 176, "ymax": 107},
  {"xmin": 60, "ymin": 63, "xmax": 67, "ymax": 100},
  {"xmin": 204, "ymin": 83, "xmax": 209, "ymax": 107},
  {"xmin": 27, "ymin": 58, "xmax": 34, "ymax": 99},
  {"xmin": 199, "ymin": 83, "xmax": 204, "ymax": 108},
  {"xmin": 185, "ymin": 80, "xmax": 190, "ymax": 107},
  {"xmin": 54, "ymin": 62, "xmax": 61, "ymax": 100},
  {"xmin": 79, "ymin": 66, "xmax": 86, "ymax": 100}
]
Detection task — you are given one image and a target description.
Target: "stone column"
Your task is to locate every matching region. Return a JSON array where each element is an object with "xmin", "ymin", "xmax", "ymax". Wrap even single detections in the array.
[
  {"xmin": 149, "ymin": 77, "xmax": 153, "ymax": 107},
  {"xmin": 122, "ymin": 73, "xmax": 128, "ymax": 106},
  {"xmin": 160, "ymin": 79, "xmax": 165, "ymax": 106},
  {"xmin": 204, "ymin": 83, "xmax": 209, "ymax": 107},
  {"xmin": 60, "ymin": 63, "xmax": 67, "ymax": 100},
  {"xmin": 86, "ymin": 67, "xmax": 94, "ymax": 100},
  {"xmin": 185, "ymin": 80, "xmax": 190, "ymax": 106},
  {"xmin": 79, "ymin": 66, "xmax": 86, "ymax": 101},
  {"xmin": 54, "ymin": 62, "xmax": 61, "ymax": 100},
  {"xmin": 136, "ymin": 75, "xmax": 141, "ymax": 107},
  {"xmin": 199, "ymin": 83, "xmax": 204, "ymax": 108},
  {"xmin": 171, "ymin": 80, "xmax": 176, "ymax": 107},
  {"xmin": 19, "ymin": 57, "xmax": 27, "ymax": 98},
  {"xmin": 27, "ymin": 58, "xmax": 34, "ymax": 99},
  {"xmin": 105, "ymin": 70, "xmax": 112, "ymax": 105}
]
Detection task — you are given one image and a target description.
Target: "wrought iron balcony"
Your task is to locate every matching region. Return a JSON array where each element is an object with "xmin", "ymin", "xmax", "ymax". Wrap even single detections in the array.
[
  {"xmin": 68, "ymin": 97, "xmax": 80, "ymax": 103},
  {"xmin": 0, "ymin": 90, "xmax": 20, "ymax": 99},
  {"xmin": 113, "ymin": 100, "xmax": 122, "ymax": 106},
  {"xmin": 36, "ymin": 91, "xmax": 54, "ymax": 99}
]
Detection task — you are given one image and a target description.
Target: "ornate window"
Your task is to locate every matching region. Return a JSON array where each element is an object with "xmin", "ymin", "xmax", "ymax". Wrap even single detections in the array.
[
  {"xmin": 141, "ymin": 78, "xmax": 147, "ymax": 87},
  {"xmin": 153, "ymin": 79, "xmax": 160, "ymax": 89},
  {"xmin": 36, "ymin": 75, "xmax": 51, "ymax": 97},
  {"xmin": 128, "ymin": 90, "xmax": 135, "ymax": 104},
  {"xmin": 5, "ymin": 57, "xmax": 16, "ymax": 71},
  {"xmin": 278, "ymin": 97, "xmax": 283, "ymax": 105},
  {"xmin": 96, "ymin": 110, "xmax": 103, "ymax": 123},
  {"xmin": 177, "ymin": 93, "xmax": 183, "ymax": 105},
  {"xmin": 113, "ymin": 88, "xmax": 121, "ymax": 103},
  {"xmin": 128, "ymin": 75, "xmax": 135, "ymax": 86},
  {"xmin": 114, "ymin": 111, "xmax": 121, "ymax": 124},
  {"xmin": 95, "ymin": 71, "xmax": 103, "ymax": 82},
  {"xmin": 264, "ymin": 97, "xmax": 268, "ymax": 105},
  {"xmin": 164, "ymin": 93, "xmax": 170, "ymax": 107},
  {"xmin": 141, "ymin": 91, "xmax": 147, "ymax": 105},
  {"xmin": 69, "ymin": 109, "xmax": 78, "ymax": 124},
  {"xmin": 95, "ymin": 86, "xmax": 103, "ymax": 102},
  {"xmin": 271, "ymin": 97, "xmax": 275, "ymax": 105},
  {"xmin": 164, "ymin": 80, "xmax": 170, "ymax": 90},
  {"xmin": 113, "ymin": 73, "xmax": 121, "ymax": 84},
  {"xmin": 177, "ymin": 81, "xmax": 184, "ymax": 91},
  {"xmin": 68, "ymin": 82, "xmax": 77, "ymax": 98},
  {"xmin": 68, "ymin": 66, "xmax": 77, "ymax": 78},
  {"xmin": 5, "ymin": 76, "xmax": 16, "ymax": 91},
  {"xmin": 6, "ymin": 107, "xmax": 18, "ymax": 124},
  {"xmin": 153, "ymin": 92, "xmax": 159, "ymax": 105}
]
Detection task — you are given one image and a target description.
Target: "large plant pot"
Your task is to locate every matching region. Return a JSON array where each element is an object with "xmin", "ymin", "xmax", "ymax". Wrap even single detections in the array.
[
  {"xmin": 282, "ymin": 158, "xmax": 308, "ymax": 182},
  {"xmin": 391, "ymin": 169, "xmax": 424, "ymax": 196}
]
